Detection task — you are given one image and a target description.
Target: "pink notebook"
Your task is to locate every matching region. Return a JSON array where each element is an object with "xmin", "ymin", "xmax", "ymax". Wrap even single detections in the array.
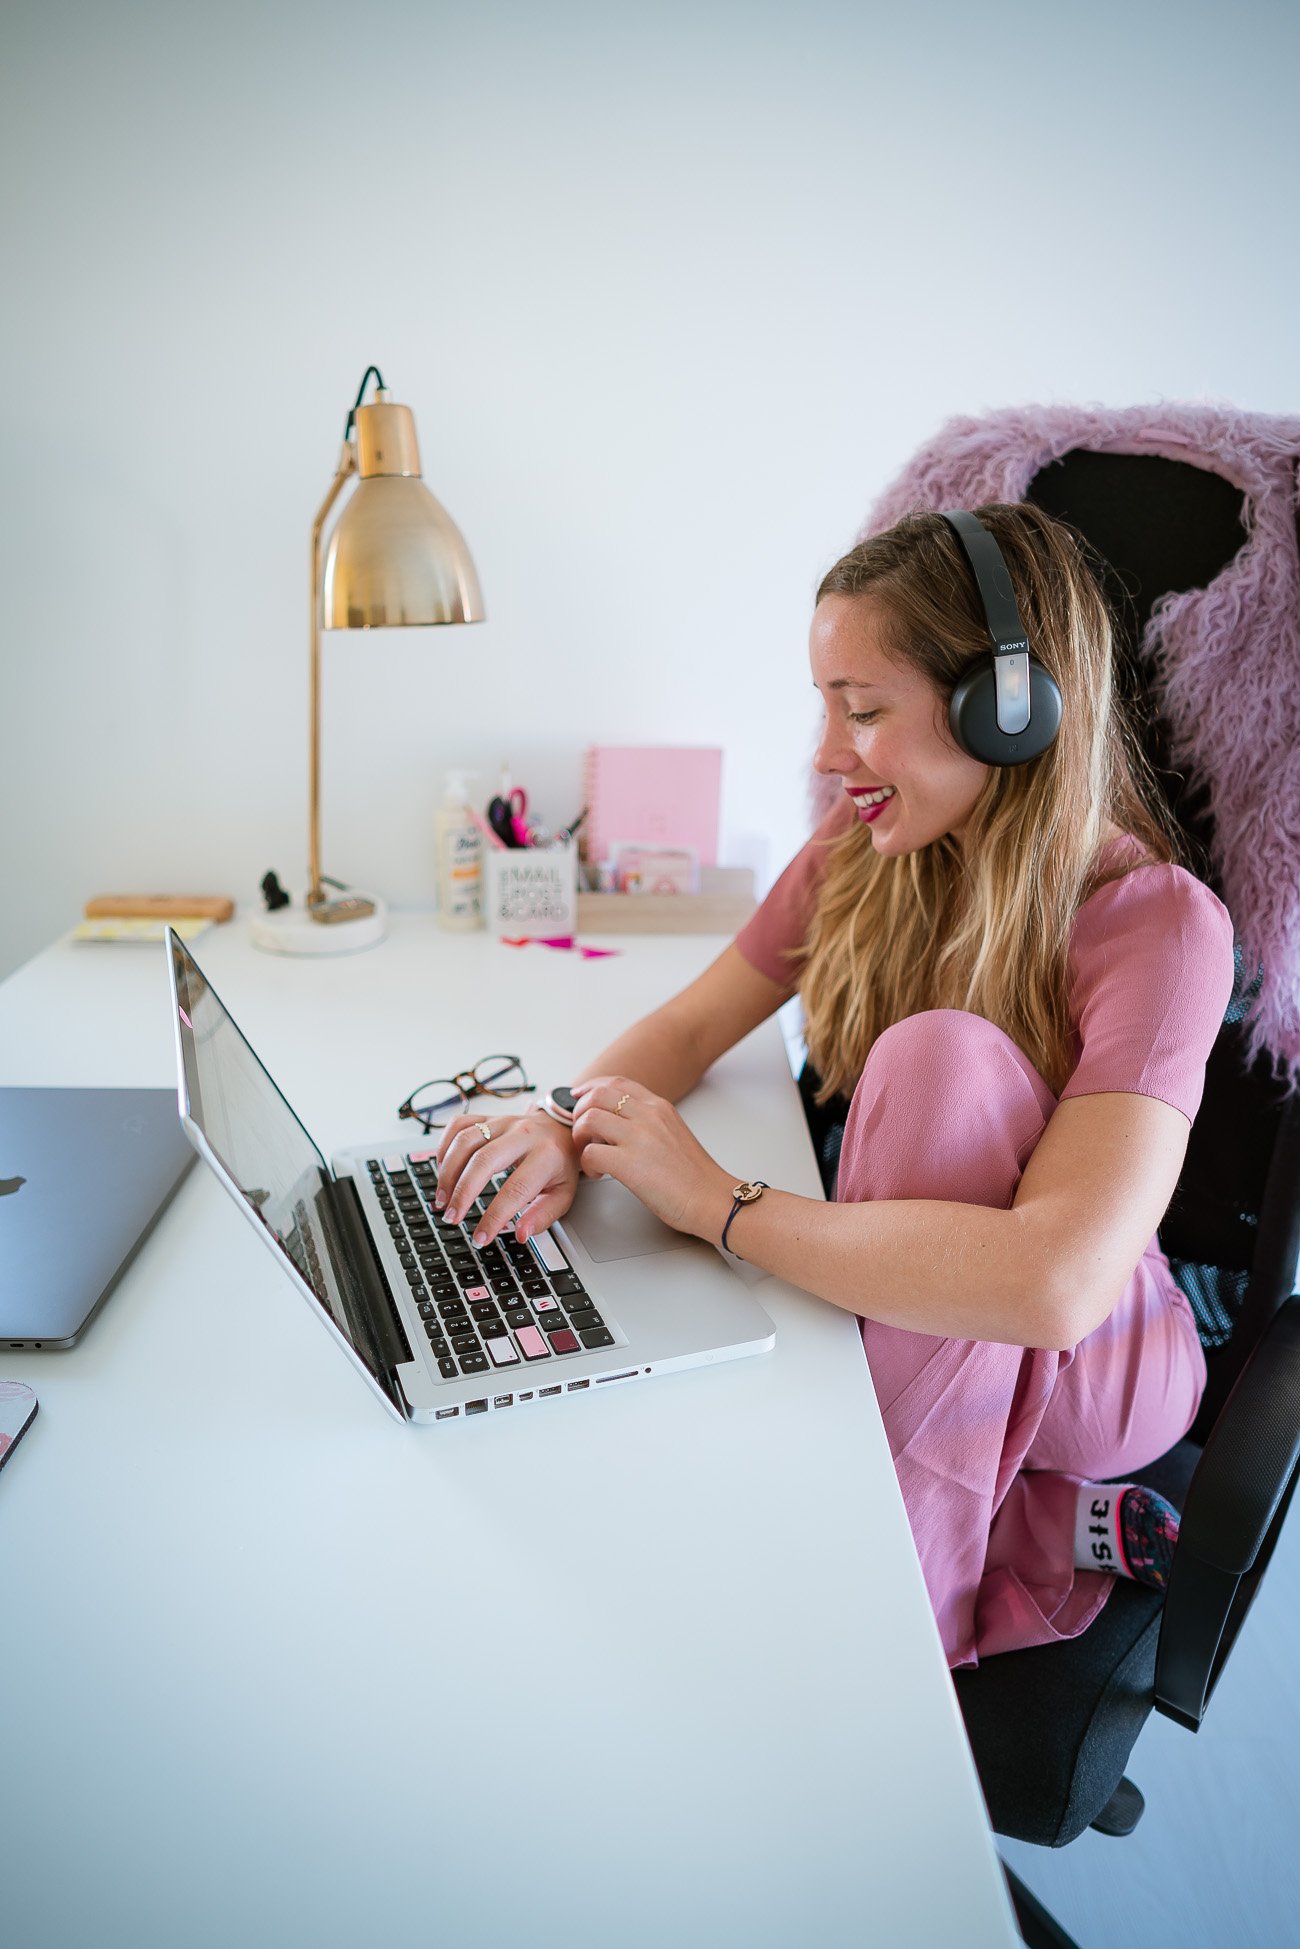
[{"xmin": 583, "ymin": 746, "xmax": 722, "ymax": 868}]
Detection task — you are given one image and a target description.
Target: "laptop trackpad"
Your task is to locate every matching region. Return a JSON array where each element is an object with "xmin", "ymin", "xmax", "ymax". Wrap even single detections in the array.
[{"xmin": 558, "ymin": 1177, "xmax": 693, "ymax": 1264}]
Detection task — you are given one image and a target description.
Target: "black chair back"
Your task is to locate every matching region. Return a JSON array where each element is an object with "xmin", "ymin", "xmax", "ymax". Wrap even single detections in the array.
[{"xmin": 1027, "ymin": 450, "xmax": 1300, "ymax": 1436}]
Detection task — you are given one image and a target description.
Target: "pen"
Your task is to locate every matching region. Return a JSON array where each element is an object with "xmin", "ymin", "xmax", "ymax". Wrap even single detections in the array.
[{"xmin": 555, "ymin": 806, "xmax": 588, "ymax": 846}]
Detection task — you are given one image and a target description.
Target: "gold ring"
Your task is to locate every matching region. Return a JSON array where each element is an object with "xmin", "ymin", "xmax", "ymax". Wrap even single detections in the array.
[
  {"xmin": 616, "ymin": 1094, "xmax": 631, "ymax": 1115},
  {"xmin": 475, "ymin": 1120, "xmax": 493, "ymax": 1143}
]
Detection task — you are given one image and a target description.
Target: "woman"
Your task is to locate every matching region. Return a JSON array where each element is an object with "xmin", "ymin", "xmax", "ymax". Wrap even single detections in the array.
[{"xmin": 434, "ymin": 503, "xmax": 1236, "ymax": 1671}]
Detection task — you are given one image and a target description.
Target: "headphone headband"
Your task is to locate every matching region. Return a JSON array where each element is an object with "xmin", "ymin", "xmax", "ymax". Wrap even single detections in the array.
[{"xmin": 940, "ymin": 510, "xmax": 1029, "ymax": 654}]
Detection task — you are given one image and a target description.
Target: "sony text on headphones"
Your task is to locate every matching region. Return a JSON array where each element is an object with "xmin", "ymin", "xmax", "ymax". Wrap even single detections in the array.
[{"xmin": 940, "ymin": 509, "xmax": 1063, "ymax": 767}]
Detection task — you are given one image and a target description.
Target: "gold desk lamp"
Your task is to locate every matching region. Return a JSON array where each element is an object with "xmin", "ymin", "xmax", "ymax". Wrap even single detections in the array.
[{"xmin": 250, "ymin": 365, "xmax": 485, "ymax": 956}]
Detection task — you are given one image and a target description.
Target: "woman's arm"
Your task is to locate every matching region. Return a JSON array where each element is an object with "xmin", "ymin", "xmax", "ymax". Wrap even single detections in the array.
[
  {"xmin": 568, "ymin": 943, "xmax": 795, "ymax": 1105},
  {"xmin": 437, "ymin": 945, "xmax": 793, "ymax": 1236},
  {"xmin": 688, "ymin": 1179, "xmax": 1056, "ymax": 1348},
  {"xmin": 699, "ymin": 1092, "xmax": 1189, "ymax": 1352}
]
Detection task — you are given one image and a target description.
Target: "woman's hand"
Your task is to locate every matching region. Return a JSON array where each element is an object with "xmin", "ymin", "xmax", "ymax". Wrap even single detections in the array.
[
  {"xmin": 433, "ymin": 1106, "xmax": 580, "ymax": 1246},
  {"xmin": 569, "ymin": 1075, "xmax": 736, "ymax": 1242}
]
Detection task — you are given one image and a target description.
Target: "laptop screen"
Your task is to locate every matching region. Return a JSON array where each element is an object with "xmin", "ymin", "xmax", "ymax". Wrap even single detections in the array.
[{"xmin": 167, "ymin": 932, "xmax": 381, "ymax": 1375}]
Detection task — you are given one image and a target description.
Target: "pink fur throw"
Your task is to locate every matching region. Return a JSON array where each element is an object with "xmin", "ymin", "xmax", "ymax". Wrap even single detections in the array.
[{"xmin": 809, "ymin": 402, "xmax": 1300, "ymax": 1094}]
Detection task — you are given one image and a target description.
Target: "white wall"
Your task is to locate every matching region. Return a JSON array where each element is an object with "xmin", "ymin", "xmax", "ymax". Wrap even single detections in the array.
[{"xmin": 2, "ymin": 0, "xmax": 1296, "ymax": 979}]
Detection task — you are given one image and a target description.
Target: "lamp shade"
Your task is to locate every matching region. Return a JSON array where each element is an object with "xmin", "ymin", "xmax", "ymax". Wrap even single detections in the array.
[{"xmin": 320, "ymin": 398, "xmax": 485, "ymax": 629}]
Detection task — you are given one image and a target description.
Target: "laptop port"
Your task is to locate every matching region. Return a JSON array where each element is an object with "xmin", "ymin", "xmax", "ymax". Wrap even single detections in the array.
[
  {"xmin": 518, "ymin": 1391, "xmax": 534, "ymax": 1402},
  {"xmin": 567, "ymin": 1379, "xmax": 590, "ymax": 1392},
  {"xmin": 465, "ymin": 1398, "xmax": 489, "ymax": 1415},
  {"xmin": 539, "ymin": 1385, "xmax": 561, "ymax": 1398},
  {"xmin": 493, "ymin": 1394, "xmax": 514, "ymax": 1409},
  {"xmin": 595, "ymin": 1369, "xmax": 638, "ymax": 1385},
  {"xmin": 435, "ymin": 1406, "xmax": 460, "ymax": 1420}
]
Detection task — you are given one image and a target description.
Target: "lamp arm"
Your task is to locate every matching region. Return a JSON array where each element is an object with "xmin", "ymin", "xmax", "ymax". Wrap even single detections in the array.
[{"xmin": 308, "ymin": 439, "xmax": 358, "ymax": 908}]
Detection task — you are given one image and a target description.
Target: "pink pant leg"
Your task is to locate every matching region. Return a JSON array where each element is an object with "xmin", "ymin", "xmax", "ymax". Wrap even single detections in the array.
[{"xmin": 837, "ymin": 1009, "xmax": 1205, "ymax": 1670}]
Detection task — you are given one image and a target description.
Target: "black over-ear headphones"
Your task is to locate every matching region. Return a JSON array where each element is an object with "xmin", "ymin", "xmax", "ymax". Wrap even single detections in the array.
[{"xmin": 940, "ymin": 509, "xmax": 1063, "ymax": 767}]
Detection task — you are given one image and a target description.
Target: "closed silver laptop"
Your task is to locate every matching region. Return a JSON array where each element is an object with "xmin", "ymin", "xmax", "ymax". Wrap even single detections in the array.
[
  {"xmin": 0, "ymin": 1086, "xmax": 195, "ymax": 1349},
  {"xmin": 166, "ymin": 928, "xmax": 776, "ymax": 1425}
]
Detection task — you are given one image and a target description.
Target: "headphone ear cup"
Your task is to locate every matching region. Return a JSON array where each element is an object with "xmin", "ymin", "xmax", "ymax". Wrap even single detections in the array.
[{"xmin": 948, "ymin": 655, "xmax": 1063, "ymax": 767}]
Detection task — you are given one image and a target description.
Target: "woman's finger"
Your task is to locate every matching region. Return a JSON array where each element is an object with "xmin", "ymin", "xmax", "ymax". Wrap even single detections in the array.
[
  {"xmin": 571, "ymin": 1104, "xmax": 624, "ymax": 1143},
  {"xmin": 441, "ymin": 1124, "xmax": 529, "ymax": 1223},
  {"xmin": 438, "ymin": 1116, "xmax": 537, "ymax": 1216},
  {"xmin": 579, "ymin": 1139, "xmax": 622, "ymax": 1181},
  {"xmin": 433, "ymin": 1113, "xmax": 489, "ymax": 1180},
  {"xmin": 470, "ymin": 1164, "xmax": 554, "ymax": 1244}
]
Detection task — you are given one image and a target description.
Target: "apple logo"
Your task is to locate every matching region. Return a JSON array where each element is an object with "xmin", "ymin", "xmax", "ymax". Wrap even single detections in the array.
[{"xmin": 0, "ymin": 1176, "xmax": 26, "ymax": 1197}]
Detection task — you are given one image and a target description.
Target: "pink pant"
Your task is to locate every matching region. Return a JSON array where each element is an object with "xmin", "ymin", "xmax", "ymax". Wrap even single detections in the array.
[{"xmin": 837, "ymin": 1009, "xmax": 1207, "ymax": 1671}]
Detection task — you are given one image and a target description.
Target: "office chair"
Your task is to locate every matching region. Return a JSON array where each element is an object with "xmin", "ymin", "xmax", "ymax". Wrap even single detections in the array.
[{"xmin": 798, "ymin": 440, "xmax": 1300, "ymax": 1949}]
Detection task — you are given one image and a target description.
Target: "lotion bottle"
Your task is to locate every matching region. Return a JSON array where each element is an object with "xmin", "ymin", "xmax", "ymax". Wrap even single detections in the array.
[{"xmin": 435, "ymin": 770, "xmax": 483, "ymax": 930}]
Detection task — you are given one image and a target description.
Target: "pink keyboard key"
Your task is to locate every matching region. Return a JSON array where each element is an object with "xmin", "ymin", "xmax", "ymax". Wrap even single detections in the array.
[
  {"xmin": 487, "ymin": 1337, "xmax": 520, "ymax": 1367},
  {"xmin": 466, "ymin": 1285, "xmax": 489, "ymax": 1301},
  {"xmin": 516, "ymin": 1326, "xmax": 550, "ymax": 1361},
  {"xmin": 548, "ymin": 1328, "xmax": 580, "ymax": 1355}
]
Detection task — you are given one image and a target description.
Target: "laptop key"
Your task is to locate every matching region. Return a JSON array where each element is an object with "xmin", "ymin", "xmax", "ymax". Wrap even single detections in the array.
[
  {"xmin": 568, "ymin": 1308, "xmax": 602, "ymax": 1332},
  {"xmin": 470, "ymin": 1300, "xmax": 499, "ymax": 1322},
  {"xmin": 515, "ymin": 1326, "xmax": 551, "ymax": 1361},
  {"xmin": 504, "ymin": 1308, "xmax": 534, "ymax": 1330},
  {"xmin": 520, "ymin": 1279, "xmax": 550, "ymax": 1299},
  {"xmin": 551, "ymin": 1273, "xmax": 585, "ymax": 1298},
  {"xmin": 404, "ymin": 1268, "xmax": 425, "ymax": 1289},
  {"xmin": 479, "ymin": 1319, "xmax": 508, "ymax": 1340},
  {"xmin": 547, "ymin": 1328, "xmax": 580, "ymax": 1355},
  {"xmin": 459, "ymin": 1351, "xmax": 489, "ymax": 1374},
  {"xmin": 487, "ymin": 1336, "xmax": 520, "ymax": 1368},
  {"xmin": 579, "ymin": 1327, "xmax": 615, "ymax": 1350},
  {"xmin": 439, "ymin": 1356, "xmax": 460, "ymax": 1381},
  {"xmin": 489, "ymin": 1276, "xmax": 518, "ymax": 1297},
  {"xmin": 451, "ymin": 1333, "xmax": 481, "ymax": 1356}
]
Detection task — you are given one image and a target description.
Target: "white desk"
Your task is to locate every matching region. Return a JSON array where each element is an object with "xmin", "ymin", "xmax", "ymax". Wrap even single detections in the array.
[{"xmin": 0, "ymin": 919, "xmax": 1017, "ymax": 1949}]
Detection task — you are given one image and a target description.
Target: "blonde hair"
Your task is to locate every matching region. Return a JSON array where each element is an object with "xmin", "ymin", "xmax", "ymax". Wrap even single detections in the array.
[{"xmin": 795, "ymin": 503, "xmax": 1188, "ymax": 1104}]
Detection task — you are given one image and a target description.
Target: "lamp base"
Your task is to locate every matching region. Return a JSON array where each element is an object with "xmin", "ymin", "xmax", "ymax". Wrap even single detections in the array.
[{"xmin": 249, "ymin": 892, "xmax": 389, "ymax": 956}]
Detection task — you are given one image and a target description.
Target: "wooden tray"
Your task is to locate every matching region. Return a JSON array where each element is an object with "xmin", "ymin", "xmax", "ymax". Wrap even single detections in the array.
[{"xmin": 575, "ymin": 866, "xmax": 755, "ymax": 934}]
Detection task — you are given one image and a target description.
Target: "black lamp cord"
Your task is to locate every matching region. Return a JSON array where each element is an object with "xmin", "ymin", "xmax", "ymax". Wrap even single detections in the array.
[{"xmin": 343, "ymin": 365, "xmax": 386, "ymax": 441}]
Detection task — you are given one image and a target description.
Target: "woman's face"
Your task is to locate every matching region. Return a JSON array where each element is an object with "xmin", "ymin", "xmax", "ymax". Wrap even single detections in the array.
[{"xmin": 810, "ymin": 593, "xmax": 990, "ymax": 854}]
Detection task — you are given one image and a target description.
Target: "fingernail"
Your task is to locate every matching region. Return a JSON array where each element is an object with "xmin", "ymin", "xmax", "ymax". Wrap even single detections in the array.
[
  {"xmin": 473, "ymin": 1230, "xmax": 486, "ymax": 1247},
  {"xmin": 434, "ymin": 1193, "xmax": 446, "ymax": 1208}
]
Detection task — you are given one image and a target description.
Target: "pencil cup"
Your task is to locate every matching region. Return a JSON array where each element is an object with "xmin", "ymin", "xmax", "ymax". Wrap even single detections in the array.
[{"xmin": 483, "ymin": 842, "xmax": 578, "ymax": 938}]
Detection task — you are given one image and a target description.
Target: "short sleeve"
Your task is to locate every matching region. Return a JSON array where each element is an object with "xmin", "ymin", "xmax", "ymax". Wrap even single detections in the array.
[
  {"xmin": 732, "ymin": 797, "xmax": 856, "ymax": 990},
  {"xmin": 1059, "ymin": 863, "xmax": 1236, "ymax": 1124}
]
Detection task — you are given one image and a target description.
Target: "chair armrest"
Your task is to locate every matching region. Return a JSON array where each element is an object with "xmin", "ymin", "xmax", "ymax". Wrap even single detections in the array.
[{"xmin": 1155, "ymin": 1293, "xmax": 1300, "ymax": 1731}]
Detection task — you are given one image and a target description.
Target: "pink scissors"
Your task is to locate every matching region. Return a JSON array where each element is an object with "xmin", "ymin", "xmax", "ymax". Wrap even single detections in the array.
[{"xmin": 505, "ymin": 787, "xmax": 532, "ymax": 846}]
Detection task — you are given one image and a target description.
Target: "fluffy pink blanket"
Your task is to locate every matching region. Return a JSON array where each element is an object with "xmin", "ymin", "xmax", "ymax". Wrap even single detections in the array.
[{"xmin": 810, "ymin": 403, "xmax": 1300, "ymax": 1093}]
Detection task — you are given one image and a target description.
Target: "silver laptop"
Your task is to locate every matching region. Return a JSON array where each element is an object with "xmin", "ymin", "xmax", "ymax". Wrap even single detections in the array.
[
  {"xmin": 0, "ymin": 1086, "xmax": 195, "ymax": 1349},
  {"xmin": 166, "ymin": 929, "xmax": 776, "ymax": 1425}
]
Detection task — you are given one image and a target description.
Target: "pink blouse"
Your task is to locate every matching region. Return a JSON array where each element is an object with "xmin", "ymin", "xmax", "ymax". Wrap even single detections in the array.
[{"xmin": 734, "ymin": 801, "xmax": 1236, "ymax": 1122}]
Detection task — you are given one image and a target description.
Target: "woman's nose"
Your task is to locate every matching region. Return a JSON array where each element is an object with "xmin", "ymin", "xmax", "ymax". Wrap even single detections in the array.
[{"xmin": 814, "ymin": 720, "xmax": 854, "ymax": 774}]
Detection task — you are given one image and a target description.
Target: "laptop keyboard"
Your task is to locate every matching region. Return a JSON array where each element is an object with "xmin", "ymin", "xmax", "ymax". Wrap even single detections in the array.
[{"xmin": 368, "ymin": 1155, "xmax": 617, "ymax": 1382}]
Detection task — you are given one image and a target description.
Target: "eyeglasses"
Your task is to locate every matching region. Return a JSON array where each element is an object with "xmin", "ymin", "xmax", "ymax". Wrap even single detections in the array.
[{"xmin": 397, "ymin": 1054, "xmax": 535, "ymax": 1132}]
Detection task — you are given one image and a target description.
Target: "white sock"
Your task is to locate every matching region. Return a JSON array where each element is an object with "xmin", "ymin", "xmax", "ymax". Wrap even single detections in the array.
[
  {"xmin": 1073, "ymin": 1481, "xmax": 1133, "ymax": 1577},
  {"xmin": 1072, "ymin": 1478, "xmax": 1181, "ymax": 1589}
]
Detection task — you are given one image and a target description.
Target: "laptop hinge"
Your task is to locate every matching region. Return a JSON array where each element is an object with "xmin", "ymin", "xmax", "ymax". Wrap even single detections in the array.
[{"xmin": 315, "ymin": 1176, "xmax": 414, "ymax": 1410}]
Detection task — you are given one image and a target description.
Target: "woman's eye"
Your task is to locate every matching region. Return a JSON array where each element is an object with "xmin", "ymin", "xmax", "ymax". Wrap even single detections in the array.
[{"xmin": 848, "ymin": 710, "xmax": 877, "ymax": 725}]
